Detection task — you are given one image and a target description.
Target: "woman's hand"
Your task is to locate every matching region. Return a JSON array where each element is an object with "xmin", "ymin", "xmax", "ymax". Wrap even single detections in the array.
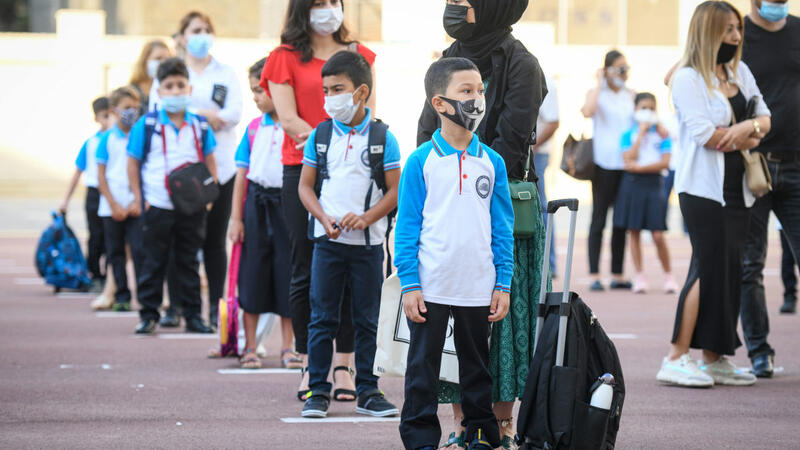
[
  {"xmin": 294, "ymin": 131, "xmax": 311, "ymax": 150},
  {"xmin": 198, "ymin": 109, "xmax": 225, "ymax": 131},
  {"xmin": 228, "ymin": 218, "xmax": 244, "ymax": 243},
  {"xmin": 717, "ymin": 122, "xmax": 755, "ymax": 152},
  {"xmin": 595, "ymin": 68, "xmax": 605, "ymax": 87}
]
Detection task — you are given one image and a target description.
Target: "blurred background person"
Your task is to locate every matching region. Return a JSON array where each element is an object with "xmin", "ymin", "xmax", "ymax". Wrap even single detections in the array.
[
  {"xmin": 128, "ymin": 39, "xmax": 171, "ymax": 114},
  {"xmin": 532, "ymin": 74, "xmax": 559, "ymax": 279}
]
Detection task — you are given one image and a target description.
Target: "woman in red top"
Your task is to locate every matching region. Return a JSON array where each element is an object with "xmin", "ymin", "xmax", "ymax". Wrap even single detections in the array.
[{"xmin": 261, "ymin": 0, "xmax": 376, "ymax": 402}]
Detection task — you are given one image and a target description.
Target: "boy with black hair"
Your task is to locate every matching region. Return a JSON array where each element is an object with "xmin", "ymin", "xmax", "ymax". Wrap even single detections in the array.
[
  {"xmin": 60, "ymin": 96, "xmax": 112, "ymax": 291},
  {"xmin": 96, "ymin": 86, "xmax": 145, "ymax": 312},
  {"xmin": 127, "ymin": 57, "xmax": 218, "ymax": 335},
  {"xmin": 297, "ymin": 50, "xmax": 400, "ymax": 419},
  {"xmin": 396, "ymin": 57, "xmax": 514, "ymax": 450}
]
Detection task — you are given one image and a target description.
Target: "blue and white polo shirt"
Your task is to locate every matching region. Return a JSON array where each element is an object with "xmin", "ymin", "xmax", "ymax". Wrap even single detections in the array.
[
  {"xmin": 394, "ymin": 129, "xmax": 514, "ymax": 307},
  {"xmin": 620, "ymin": 125, "xmax": 672, "ymax": 167},
  {"xmin": 127, "ymin": 109, "xmax": 217, "ymax": 210},
  {"xmin": 75, "ymin": 130, "xmax": 104, "ymax": 188},
  {"xmin": 234, "ymin": 114, "xmax": 284, "ymax": 189},
  {"xmin": 302, "ymin": 108, "xmax": 401, "ymax": 246},
  {"xmin": 95, "ymin": 125, "xmax": 135, "ymax": 217}
]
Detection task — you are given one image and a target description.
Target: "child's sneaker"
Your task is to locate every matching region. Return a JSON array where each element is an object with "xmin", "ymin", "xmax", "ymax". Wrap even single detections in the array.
[
  {"xmin": 301, "ymin": 392, "xmax": 330, "ymax": 418},
  {"xmin": 467, "ymin": 429, "xmax": 493, "ymax": 450},
  {"xmin": 663, "ymin": 273, "xmax": 679, "ymax": 294},
  {"xmin": 632, "ymin": 273, "xmax": 648, "ymax": 294},
  {"xmin": 355, "ymin": 389, "xmax": 399, "ymax": 417},
  {"xmin": 699, "ymin": 356, "xmax": 757, "ymax": 386},
  {"xmin": 656, "ymin": 353, "xmax": 714, "ymax": 387},
  {"xmin": 91, "ymin": 293, "xmax": 114, "ymax": 311}
]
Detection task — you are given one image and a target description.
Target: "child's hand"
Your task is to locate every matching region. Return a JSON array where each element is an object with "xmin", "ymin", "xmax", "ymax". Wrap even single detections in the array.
[
  {"xmin": 111, "ymin": 203, "xmax": 127, "ymax": 222},
  {"xmin": 488, "ymin": 290, "xmax": 510, "ymax": 322},
  {"xmin": 127, "ymin": 202, "xmax": 142, "ymax": 218},
  {"xmin": 656, "ymin": 123, "xmax": 669, "ymax": 139},
  {"xmin": 639, "ymin": 121, "xmax": 652, "ymax": 132},
  {"xmin": 624, "ymin": 160, "xmax": 639, "ymax": 173},
  {"xmin": 322, "ymin": 214, "xmax": 341, "ymax": 240},
  {"xmin": 228, "ymin": 219, "xmax": 244, "ymax": 243},
  {"xmin": 402, "ymin": 290, "xmax": 427, "ymax": 323},
  {"xmin": 339, "ymin": 212, "xmax": 368, "ymax": 232},
  {"xmin": 58, "ymin": 201, "xmax": 68, "ymax": 215}
]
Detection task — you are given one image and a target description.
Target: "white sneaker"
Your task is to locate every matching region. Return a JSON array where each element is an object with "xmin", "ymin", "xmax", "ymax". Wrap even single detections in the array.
[
  {"xmin": 90, "ymin": 293, "xmax": 114, "ymax": 311},
  {"xmin": 700, "ymin": 356, "xmax": 756, "ymax": 386},
  {"xmin": 656, "ymin": 354, "xmax": 714, "ymax": 387}
]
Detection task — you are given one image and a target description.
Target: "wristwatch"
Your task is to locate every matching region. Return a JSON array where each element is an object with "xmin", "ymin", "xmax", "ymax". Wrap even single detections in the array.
[{"xmin": 752, "ymin": 119, "xmax": 761, "ymax": 136}]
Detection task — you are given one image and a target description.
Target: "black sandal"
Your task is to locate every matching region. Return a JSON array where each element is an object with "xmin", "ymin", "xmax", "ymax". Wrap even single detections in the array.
[
  {"xmin": 332, "ymin": 366, "xmax": 357, "ymax": 402},
  {"xmin": 296, "ymin": 367, "xmax": 310, "ymax": 402}
]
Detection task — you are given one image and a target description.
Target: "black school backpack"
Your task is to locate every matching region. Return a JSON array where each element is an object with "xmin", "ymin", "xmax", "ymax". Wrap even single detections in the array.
[
  {"xmin": 310, "ymin": 119, "xmax": 396, "ymax": 275},
  {"xmin": 516, "ymin": 292, "xmax": 625, "ymax": 450}
]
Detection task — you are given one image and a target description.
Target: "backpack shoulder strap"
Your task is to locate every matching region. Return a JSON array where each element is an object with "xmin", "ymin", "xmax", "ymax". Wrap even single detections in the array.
[
  {"xmin": 367, "ymin": 119, "xmax": 389, "ymax": 193},
  {"xmin": 141, "ymin": 111, "xmax": 159, "ymax": 164},
  {"xmin": 194, "ymin": 115, "xmax": 209, "ymax": 160},
  {"xmin": 247, "ymin": 117, "xmax": 262, "ymax": 150},
  {"xmin": 313, "ymin": 119, "xmax": 334, "ymax": 198}
]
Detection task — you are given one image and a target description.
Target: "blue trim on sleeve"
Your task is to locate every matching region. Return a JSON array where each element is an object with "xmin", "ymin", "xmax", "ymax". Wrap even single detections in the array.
[
  {"xmin": 203, "ymin": 125, "xmax": 217, "ymax": 156},
  {"xmin": 394, "ymin": 144, "xmax": 433, "ymax": 291},
  {"xmin": 486, "ymin": 147, "xmax": 515, "ymax": 289},
  {"xmin": 75, "ymin": 140, "xmax": 88, "ymax": 171},
  {"xmin": 234, "ymin": 131, "xmax": 250, "ymax": 169},
  {"xmin": 126, "ymin": 115, "xmax": 147, "ymax": 161},
  {"xmin": 620, "ymin": 127, "xmax": 635, "ymax": 151},
  {"xmin": 660, "ymin": 136, "xmax": 672, "ymax": 153},
  {"xmin": 383, "ymin": 131, "xmax": 401, "ymax": 170},
  {"xmin": 95, "ymin": 131, "xmax": 111, "ymax": 165},
  {"xmin": 302, "ymin": 129, "xmax": 319, "ymax": 166}
]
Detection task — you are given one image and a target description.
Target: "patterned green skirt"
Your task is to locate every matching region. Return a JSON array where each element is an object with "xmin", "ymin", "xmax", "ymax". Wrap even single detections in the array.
[{"xmin": 438, "ymin": 188, "xmax": 550, "ymax": 404}]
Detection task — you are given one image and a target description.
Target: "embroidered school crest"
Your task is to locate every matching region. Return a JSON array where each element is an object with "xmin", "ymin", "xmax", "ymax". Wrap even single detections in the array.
[
  {"xmin": 475, "ymin": 175, "xmax": 491, "ymax": 199},
  {"xmin": 361, "ymin": 149, "xmax": 371, "ymax": 167}
]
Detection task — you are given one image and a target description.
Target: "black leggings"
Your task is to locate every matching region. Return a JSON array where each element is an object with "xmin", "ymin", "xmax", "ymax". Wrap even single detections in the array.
[
  {"xmin": 282, "ymin": 165, "xmax": 354, "ymax": 355},
  {"xmin": 588, "ymin": 165, "xmax": 626, "ymax": 275}
]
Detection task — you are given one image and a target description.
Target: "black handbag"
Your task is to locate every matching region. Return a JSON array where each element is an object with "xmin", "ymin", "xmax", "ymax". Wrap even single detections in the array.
[{"xmin": 161, "ymin": 123, "xmax": 219, "ymax": 215}]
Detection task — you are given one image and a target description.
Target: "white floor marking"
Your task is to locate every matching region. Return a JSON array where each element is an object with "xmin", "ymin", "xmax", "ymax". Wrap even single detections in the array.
[
  {"xmin": 607, "ymin": 333, "xmax": 637, "ymax": 340},
  {"xmin": 59, "ymin": 364, "xmax": 74, "ymax": 369},
  {"xmin": 217, "ymin": 368, "xmax": 299, "ymax": 375},
  {"xmin": 157, "ymin": 333, "xmax": 217, "ymax": 340},
  {"xmin": 0, "ymin": 266, "xmax": 35, "ymax": 274},
  {"xmin": 95, "ymin": 311, "xmax": 139, "ymax": 318},
  {"xmin": 281, "ymin": 417, "xmax": 400, "ymax": 424},
  {"xmin": 56, "ymin": 292, "xmax": 93, "ymax": 298},
  {"xmin": 13, "ymin": 277, "xmax": 43, "ymax": 285}
]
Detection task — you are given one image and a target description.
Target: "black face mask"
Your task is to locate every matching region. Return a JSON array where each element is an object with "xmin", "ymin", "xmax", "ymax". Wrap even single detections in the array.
[
  {"xmin": 437, "ymin": 96, "xmax": 486, "ymax": 132},
  {"xmin": 443, "ymin": 4, "xmax": 476, "ymax": 41},
  {"xmin": 717, "ymin": 42, "xmax": 738, "ymax": 64}
]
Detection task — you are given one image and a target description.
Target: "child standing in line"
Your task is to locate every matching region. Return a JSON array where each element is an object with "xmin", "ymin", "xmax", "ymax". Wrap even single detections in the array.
[
  {"xmin": 297, "ymin": 51, "xmax": 400, "ymax": 419},
  {"xmin": 613, "ymin": 92, "xmax": 677, "ymax": 294},
  {"xmin": 127, "ymin": 57, "xmax": 218, "ymax": 335},
  {"xmin": 96, "ymin": 87, "xmax": 146, "ymax": 312},
  {"xmin": 227, "ymin": 57, "xmax": 300, "ymax": 369},
  {"xmin": 396, "ymin": 57, "xmax": 514, "ymax": 450},
  {"xmin": 60, "ymin": 96, "xmax": 112, "ymax": 291}
]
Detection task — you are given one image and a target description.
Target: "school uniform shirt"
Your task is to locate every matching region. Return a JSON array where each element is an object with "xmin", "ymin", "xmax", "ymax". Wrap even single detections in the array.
[
  {"xmin": 301, "ymin": 108, "xmax": 400, "ymax": 247},
  {"xmin": 149, "ymin": 57, "xmax": 242, "ymax": 185},
  {"xmin": 534, "ymin": 75, "xmax": 559, "ymax": 155},
  {"xmin": 261, "ymin": 43, "xmax": 377, "ymax": 166},
  {"xmin": 620, "ymin": 124, "xmax": 672, "ymax": 167},
  {"xmin": 127, "ymin": 109, "xmax": 217, "ymax": 211},
  {"xmin": 95, "ymin": 125, "xmax": 135, "ymax": 217},
  {"xmin": 234, "ymin": 114, "xmax": 284, "ymax": 189},
  {"xmin": 75, "ymin": 131, "xmax": 103, "ymax": 188},
  {"xmin": 394, "ymin": 130, "xmax": 515, "ymax": 307},
  {"xmin": 671, "ymin": 63, "xmax": 770, "ymax": 207},
  {"xmin": 593, "ymin": 81, "xmax": 635, "ymax": 170}
]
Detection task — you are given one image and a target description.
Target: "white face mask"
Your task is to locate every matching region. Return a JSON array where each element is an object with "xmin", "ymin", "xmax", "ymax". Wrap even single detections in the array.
[
  {"xmin": 146, "ymin": 59, "xmax": 160, "ymax": 79},
  {"xmin": 324, "ymin": 87, "xmax": 361, "ymax": 124},
  {"xmin": 634, "ymin": 109, "xmax": 658, "ymax": 125},
  {"xmin": 310, "ymin": 6, "xmax": 344, "ymax": 36},
  {"xmin": 608, "ymin": 76, "xmax": 626, "ymax": 89}
]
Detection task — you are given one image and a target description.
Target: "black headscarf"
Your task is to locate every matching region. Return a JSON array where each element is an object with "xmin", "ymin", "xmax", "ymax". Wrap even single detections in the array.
[{"xmin": 442, "ymin": 0, "xmax": 529, "ymax": 78}]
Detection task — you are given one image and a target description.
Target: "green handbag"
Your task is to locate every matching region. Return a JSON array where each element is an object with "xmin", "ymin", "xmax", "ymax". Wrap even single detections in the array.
[{"xmin": 509, "ymin": 149, "xmax": 538, "ymax": 238}]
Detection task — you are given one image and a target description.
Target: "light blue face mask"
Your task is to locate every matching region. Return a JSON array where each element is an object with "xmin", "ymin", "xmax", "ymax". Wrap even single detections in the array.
[
  {"xmin": 186, "ymin": 34, "xmax": 213, "ymax": 58},
  {"xmin": 759, "ymin": 1, "xmax": 790, "ymax": 22},
  {"xmin": 161, "ymin": 95, "xmax": 191, "ymax": 114}
]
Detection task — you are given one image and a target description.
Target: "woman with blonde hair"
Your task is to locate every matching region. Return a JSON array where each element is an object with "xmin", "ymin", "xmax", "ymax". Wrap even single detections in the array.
[
  {"xmin": 658, "ymin": 0, "xmax": 771, "ymax": 388},
  {"xmin": 128, "ymin": 39, "xmax": 171, "ymax": 112}
]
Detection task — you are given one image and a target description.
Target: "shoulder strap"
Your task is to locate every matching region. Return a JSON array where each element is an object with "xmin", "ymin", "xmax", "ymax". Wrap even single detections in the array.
[
  {"xmin": 313, "ymin": 119, "xmax": 334, "ymax": 198},
  {"xmin": 367, "ymin": 119, "xmax": 389, "ymax": 193},
  {"xmin": 141, "ymin": 112, "xmax": 159, "ymax": 164},
  {"xmin": 194, "ymin": 115, "xmax": 209, "ymax": 160},
  {"xmin": 247, "ymin": 117, "xmax": 261, "ymax": 150}
]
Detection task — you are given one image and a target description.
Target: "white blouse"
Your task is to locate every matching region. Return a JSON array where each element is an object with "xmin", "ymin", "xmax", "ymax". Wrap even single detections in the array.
[
  {"xmin": 592, "ymin": 81, "xmax": 635, "ymax": 170},
  {"xmin": 671, "ymin": 62, "xmax": 770, "ymax": 207}
]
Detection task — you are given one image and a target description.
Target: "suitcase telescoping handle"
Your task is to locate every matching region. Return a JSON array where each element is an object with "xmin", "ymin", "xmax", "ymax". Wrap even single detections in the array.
[{"xmin": 532, "ymin": 198, "xmax": 579, "ymax": 367}]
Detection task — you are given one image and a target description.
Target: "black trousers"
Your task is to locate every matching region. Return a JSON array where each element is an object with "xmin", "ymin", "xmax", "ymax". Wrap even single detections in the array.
[
  {"xmin": 166, "ymin": 178, "xmax": 234, "ymax": 322},
  {"xmin": 400, "ymin": 302, "xmax": 500, "ymax": 450},
  {"xmin": 780, "ymin": 231, "xmax": 797, "ymax": 302},
  {"xmin": 102, "ymin": 216, "xmax": 144, "ymax": 304},
  {"xmin": 282, "ymin": 165, "xmax": 354, "ymax": 355},
  {"xmin": 84, "ymin": 187, "xmax": 106, "ymax": 281},
  {"xmin": 137, "ymin": 206, "xmax": 206, "ymax": 322},
  {"xmin": 589, "ymin": 166, "xmax": 626, "ymax": 275}
]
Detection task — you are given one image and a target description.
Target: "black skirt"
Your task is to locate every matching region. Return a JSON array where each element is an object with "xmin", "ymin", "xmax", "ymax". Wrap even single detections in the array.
[
  {"xmin": 613, "ymin": 173, "xmax": 667, "ymax": 231},
  {"xmin": 672, "ymin": 193, "xmax": 749, "ymax": 355},
  {"xmin": 238, "ymin": 183, "xmax": 292, "ymax": 317}
]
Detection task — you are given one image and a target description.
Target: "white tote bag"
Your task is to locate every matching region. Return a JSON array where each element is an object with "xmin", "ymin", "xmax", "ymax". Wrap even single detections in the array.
[{"xmin": 373, "ymin": 274, "xmax": 460, "ymax": 383}]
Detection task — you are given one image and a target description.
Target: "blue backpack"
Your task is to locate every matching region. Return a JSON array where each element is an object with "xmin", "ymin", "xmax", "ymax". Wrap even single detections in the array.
[{"xmin": 35, "ymin": 212, "xmax": 92, "ymax": 292}]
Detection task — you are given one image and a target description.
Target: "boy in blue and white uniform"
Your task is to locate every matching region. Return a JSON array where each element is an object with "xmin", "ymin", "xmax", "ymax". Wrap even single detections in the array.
[
  {"xmin": 127, "ymin": 58, "xmax": 218, "ymax": 335},
  {"xmin": 96, "ymin": 87, "xmax": 146, "ymax": 312},
  {"xmin": 297, "ymin": 51, "xmax": 400, "ymax": 419},
  {"xmin": 396, "ymin": 57, "xmax": 514, "ymax": 450},
  {"xmin": 60, "ymin": 96, "xmax": 112, "ymax": 290}
]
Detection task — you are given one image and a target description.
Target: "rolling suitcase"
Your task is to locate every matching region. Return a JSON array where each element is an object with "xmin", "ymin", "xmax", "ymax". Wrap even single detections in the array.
[{"xmin": 516, "ymin": 199, "xmax": 625, "ymax": 450}]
